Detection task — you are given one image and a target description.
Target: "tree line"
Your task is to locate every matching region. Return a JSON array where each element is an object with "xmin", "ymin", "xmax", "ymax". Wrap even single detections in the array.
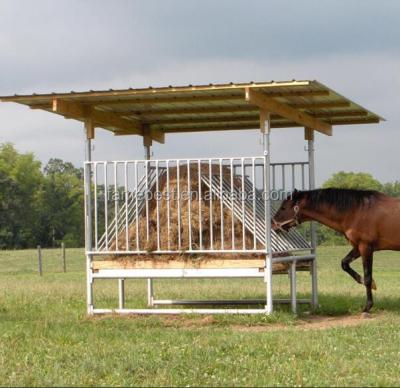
[
  {"xmin": 0, "ymin": 143, "xmax": 399, "ymax": 249},
  {"xmin": 0, "ymin": 143, "xmax": 84, "ymax": 249}
]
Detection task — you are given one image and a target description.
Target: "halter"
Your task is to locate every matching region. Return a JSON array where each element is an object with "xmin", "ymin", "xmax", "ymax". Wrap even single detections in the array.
[{"xmin": 272, "ymin": 204, "xmax": 300, "ymax": 232}]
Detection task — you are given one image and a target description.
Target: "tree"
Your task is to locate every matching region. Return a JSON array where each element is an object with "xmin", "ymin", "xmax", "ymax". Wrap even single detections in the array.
[
  {"xmin": 382, "ymin": 181, "xmax": 400, "ymax": 197},
  {"xmin": 323, "ymin": 171, "xmax": 382, "ymax": 191},
  {"xmin": 0, "ymin": 143, "xmax": 43, "ymax": 248},
  {"xmin": 38, "ymin": 159, "xmax": 84, "ymax": 247}
]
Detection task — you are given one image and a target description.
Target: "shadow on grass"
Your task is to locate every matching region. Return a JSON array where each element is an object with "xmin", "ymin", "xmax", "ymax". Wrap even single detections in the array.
[{"xmin": 313, "ymin": 293, "xmax": 400, "ymax": 316}]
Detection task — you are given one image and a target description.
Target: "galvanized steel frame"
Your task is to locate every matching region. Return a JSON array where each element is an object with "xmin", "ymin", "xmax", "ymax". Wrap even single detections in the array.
[{"xmin": 84, "ymin": 122, "xmax": 318, "ymax": 316}]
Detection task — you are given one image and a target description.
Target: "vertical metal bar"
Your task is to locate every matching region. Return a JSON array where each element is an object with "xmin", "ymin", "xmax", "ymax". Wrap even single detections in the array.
[
  {"xmin": 61, "ymin": 242, "xmax": 66, "ymax": 272},
  {"xmin": 135, "ymin": 161, "xmax": 139, "ymax": 251},
  {"xmin": 114, "ymin": 162, "xmax": 118, "ymax": 251},
  {"xmin": 144, "ymin": 145, "xmax": 152, "ymax": 305},
  {"xmin": 252, "ymin": 158, "xmax": 256, "ymax": 250},
  {"xmin": 263, "ymin": 113, "xmax": 273, "ymax": 314},
  {"xmin": 291, "ymin": 164, "xmax": 295, "ymax": 190},
  {"xmin": 209, "ymin": 160, "xmax": 213, "ymax": 250},
  {"xmin": 156, "ymin": 161, "xmax": 160, "ymax": 251},
  {"xmin": 308, "ymin": 134, "xmax": 318, "ymax": 309},
  {"xmin": 282, "ymin": 164, "xmax": 285, "ymax": 192},
  {"xmin": 166, "ymin": 161, "xmax": 171, "ymax": 251},
  {"xmin": 177, "ymin": 162, "xmax": 182, "ymax": 249},
  {"xmin": 301, "ymin": 164, "xmax": 305, "ymax": 190},
  {"xmin": 37, "ymin": 245, "xmax": 42, "ymax": 276},
  {"xmin": 290, "ymin": 262, "xmax": 297, "ymax": 314},
  {"xmin": 145, "ymin": 160, "xmax": 150, "ymax": 242},
  {"xmin": 124, "ymin": 162, "xmax": 129, "ymax": 251},
  {"xmin": 230, "ymin": 158, "xmax": 235, "ymax": 250},
  {"xmin": 118, "ymin": 279, "xmax": 125, "ymax": 309},
  {"xmin": 103, "ymin": 162, "xmax": 109, "ymax": 251},
  {"xmin": 84, "ymin": 126, "xmax": 93, "ymax": 314},
  {"xmin": 147, "ymin": 278, "xmax": 154, "ymax": 306},
  {"xmin": 187, "ymin": 160, "xmax": 192, "ymax": 250},
  {"xmin": 241, "ymin": 158, "xmax": 245, "ymax": 250},
  {"xmin": 198, "ymin": 159, "xmax": 203, "ymax": 250},
  {"xmin": 272, "ymin": 164, "xmax": 276, "ymax": 191},
  {"xmin": 219, "ymin": 159, "xmax": 224, "ymax": 250},
  {"xmin": 94, "ymin": 163, "xmax": 98, "ymax": 250}
]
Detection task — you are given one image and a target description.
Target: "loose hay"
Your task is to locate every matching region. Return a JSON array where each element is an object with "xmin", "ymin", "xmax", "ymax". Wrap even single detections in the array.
[{"xmin": 105, "ymin": 163, "xmax": 304, "ymax": 272}]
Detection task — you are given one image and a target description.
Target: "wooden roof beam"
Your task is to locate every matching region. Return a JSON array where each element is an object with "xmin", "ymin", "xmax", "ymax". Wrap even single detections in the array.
[
  {"xmin": 163, "ymin": 123, "xmax": 257, "ymax": 133},
  {"xmin": 90, "ymin": 89, "xmax": 329, "ymax": 107},
  {"xmin": 52, "ymin": 99, "xmax": 142, "ymax": 133},
  {"xmin": 114, "ymin": 126, "xmax": 165, "ymax": 144},
  {"xmin": 52, "ymin": 98, "xmax": 163, "ymax": 143},
  {"xmin": 245, "ymin": 88, "xmax": 332, "ymax": 136},
  {"xmin": 114, "ymin": 100, "xmax": 351, "ymax": 118},
  {"xmin": 140, "ymin": 110, "xmax": 367, "ymax": 126}
]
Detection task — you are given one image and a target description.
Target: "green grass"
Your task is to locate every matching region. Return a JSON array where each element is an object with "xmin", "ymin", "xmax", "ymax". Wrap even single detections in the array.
[{"xmin": 1, "ymin": 246, "xmax": 400, "ymax": 386}]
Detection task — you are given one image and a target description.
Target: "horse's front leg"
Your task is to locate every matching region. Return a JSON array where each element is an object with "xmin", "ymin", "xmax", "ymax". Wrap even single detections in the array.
[
  {"xmin": 341, "ymin": 247, "xmax": 363, "ymax": 284},
  {"xmin": 360, "ymin": 244, "xmax": 374, "ymax": 313}
]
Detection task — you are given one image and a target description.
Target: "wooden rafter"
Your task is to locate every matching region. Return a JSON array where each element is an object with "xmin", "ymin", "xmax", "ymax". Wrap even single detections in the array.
[
  {"xmin": 245, "ymin": 88, "xmax": 332, "ymax": 135},
  {"xmin": 115, "ymin": 126, "xmax": 165, "ymax": 144},
  {"xmin": 163, "ymin": 123, "xmax": 257, "ymax": 133},
  {"xmin": 127, "ymin": 105, "xmax": 260, "ymax": 117},
  {"xmin": 91, "ymin": 89, "xmax": 329, "ymax": 107},
  {"xmin": 292, "ymin": 101, "xmax": 350, "ymax": 109},
  {"xmin": 52, "ymin": 99, "xmax": 165, "ymax": 144},
  {"xmin": 52, "ymin": 99, "xmax": 142, "ymax": 133},
  {"xmin": 141, "ymin": 110, "xmax": 367, "ymax": 126},
  {"xmin": 90, "ymin": 100, "xmax": 352, "ymax": 118}
]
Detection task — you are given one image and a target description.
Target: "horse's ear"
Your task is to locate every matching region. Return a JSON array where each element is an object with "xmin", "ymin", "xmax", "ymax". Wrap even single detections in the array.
[{"xmin": 287, "ymin": 188, "xmax": 297, "ymax": 201}]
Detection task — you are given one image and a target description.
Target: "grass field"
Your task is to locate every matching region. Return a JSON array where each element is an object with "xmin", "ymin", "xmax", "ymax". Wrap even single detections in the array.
[{"xmin": 1, "ymin": 246, "xmax": 400, "ymax": 386}]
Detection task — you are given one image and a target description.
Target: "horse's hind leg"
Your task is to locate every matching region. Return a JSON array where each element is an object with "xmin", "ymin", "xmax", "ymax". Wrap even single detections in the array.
[
  {"xmin": 360, "ymin": 245, "xmax": 374, "ymax": 313},
  {"xmin": 341, "ymin": 247, "xmax": 363, "ymax": 284}
]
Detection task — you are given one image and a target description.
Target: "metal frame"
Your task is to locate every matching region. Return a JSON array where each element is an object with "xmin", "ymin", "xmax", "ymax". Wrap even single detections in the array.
[{"xmin": 84, "ymin": 115, "xmax": 318, "ymax": 315}]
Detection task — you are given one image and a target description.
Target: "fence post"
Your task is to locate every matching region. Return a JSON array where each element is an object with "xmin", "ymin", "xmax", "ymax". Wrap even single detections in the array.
[
  {"xmin": 61, "ymin": 242, "xmax": 66, "ymax": 272},
  {"xmin": 37, "ymin": 245, "xmax": 42, "ymax": 276}
]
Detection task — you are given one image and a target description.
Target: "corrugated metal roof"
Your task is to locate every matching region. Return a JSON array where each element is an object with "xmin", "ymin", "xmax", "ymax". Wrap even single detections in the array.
[{"xmin": 0, "ymin": 80, "xmax": 383, "ymax": 137}]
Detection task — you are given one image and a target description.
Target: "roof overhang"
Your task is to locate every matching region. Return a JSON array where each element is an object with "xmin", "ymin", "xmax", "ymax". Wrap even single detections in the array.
[{"xmin": 1, "ymin": 80, "xmax": 383, "ymax": 143}]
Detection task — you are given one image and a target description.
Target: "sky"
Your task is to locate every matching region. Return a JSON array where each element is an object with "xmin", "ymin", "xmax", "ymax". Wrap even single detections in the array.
[{"xmin": 0, "ymin": 0, "xmax": 399, "ymax": 185}]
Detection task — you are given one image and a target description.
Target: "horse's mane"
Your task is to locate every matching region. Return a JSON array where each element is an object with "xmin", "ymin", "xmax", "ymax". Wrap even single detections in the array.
[{"xmin": 291, "ymin": 188, "xmax": 381, "ymax": 212}]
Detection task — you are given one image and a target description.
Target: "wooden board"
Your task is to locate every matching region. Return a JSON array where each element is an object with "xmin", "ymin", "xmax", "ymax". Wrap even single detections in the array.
[{"xmin": 92, "ymin": 259, "xmax": 312, "ymax": 272}]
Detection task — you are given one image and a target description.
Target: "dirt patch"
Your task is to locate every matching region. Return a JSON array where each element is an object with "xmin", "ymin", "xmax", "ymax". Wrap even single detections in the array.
[
  {"xmin": 233, "ymin": 313, "xmax": 379, "ymax": 333},
  {"xmin": 86, "ymin": 312, "xmax": 382, "ymax": 331}
]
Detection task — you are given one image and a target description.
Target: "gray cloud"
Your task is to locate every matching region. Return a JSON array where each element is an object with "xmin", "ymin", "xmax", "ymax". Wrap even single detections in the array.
[{"xmin": 0, "ymin": 0, "xmax": 399, "ymax": 186}]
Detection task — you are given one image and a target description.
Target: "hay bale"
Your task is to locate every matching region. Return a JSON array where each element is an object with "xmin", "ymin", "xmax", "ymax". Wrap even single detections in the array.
[{"xmin": 108, "ymin": 163, "xmax": 293, "ymax": 269}]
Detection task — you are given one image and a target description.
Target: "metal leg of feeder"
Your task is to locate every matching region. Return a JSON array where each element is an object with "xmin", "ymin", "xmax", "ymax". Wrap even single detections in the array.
[
  {"xmin": 147, "ymin": 279, "xmax": 154, "ymax": 307},
  {"xmin": 84, "ymin": 120, "xmax": 94, "ymax": 315},
  {"xmin": 262, "ymin": 111, "xmax": 273, "ymax": 314},
  {"xmin": 307, "ymin": 133, "xmax": 318, "ymax": 309},
  {"xmin": 144, "ymin": 140, "xmax": 154, "ymax": 307},
  {"xmin": 118, "ymin": 279, "xmax": 125, "ymax": 309},
  {"xmin": 289, "ymin": 262, "xmax": 297, "ymax": 314}
]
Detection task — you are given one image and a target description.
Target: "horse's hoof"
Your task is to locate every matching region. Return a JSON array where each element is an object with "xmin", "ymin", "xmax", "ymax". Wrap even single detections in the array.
[
  {"xmin": 361, "ymin": 312, "xmax": 371, "ymax": 319},
  {"xmin": 371, "ymin": 279, "xmax": 377, "ymax": 290}
]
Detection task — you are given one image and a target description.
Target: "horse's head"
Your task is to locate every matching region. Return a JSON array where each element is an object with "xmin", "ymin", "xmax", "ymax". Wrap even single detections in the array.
[{"xmin": 272, "ymin": 189, "xmax": 303, "ymax": 233}]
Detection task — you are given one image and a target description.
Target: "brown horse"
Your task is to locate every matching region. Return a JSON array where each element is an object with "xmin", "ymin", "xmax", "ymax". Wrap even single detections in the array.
[{"xmin": 272, "ymin": 188, "xmax": 400, "ymax": 313}]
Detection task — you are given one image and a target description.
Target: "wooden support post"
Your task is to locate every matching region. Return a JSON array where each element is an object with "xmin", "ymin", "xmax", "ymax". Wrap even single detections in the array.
[
  {"xmin": 143, "ymin": 124, "xmax": 153, "ymax": 152},
  {"xmin": 37, "ymin": 245, "xmax": 42, "ymax": 276},
  {"xmin": 304, "ymin": 127, "xmax": 314, "ymax": 141},
  {"xmin": 61, "ymin": 242, "xmax": 66, "ymax": 273},
  {"xmin": 85, "ymin": 117, "xmax": 95, "ymax": 140}
]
